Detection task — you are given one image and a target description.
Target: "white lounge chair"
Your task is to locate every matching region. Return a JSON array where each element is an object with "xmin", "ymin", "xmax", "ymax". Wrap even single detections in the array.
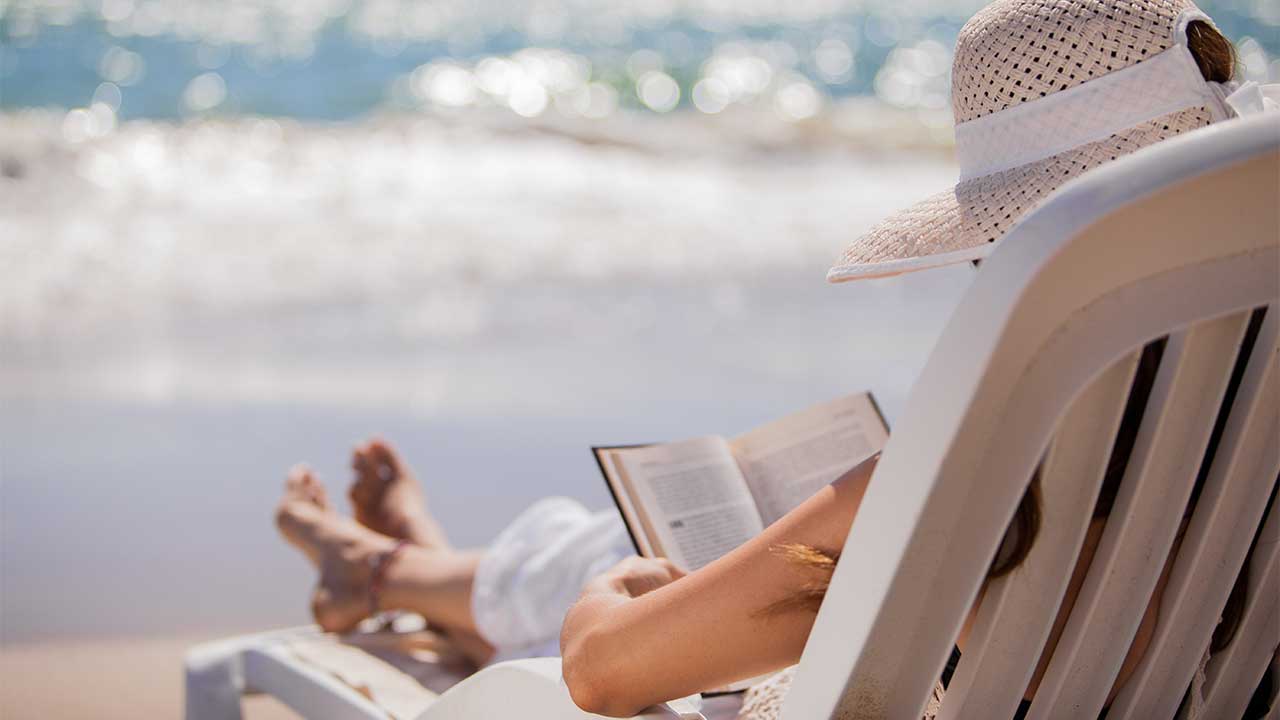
[
  {"xmin": 781, "ymin": 110, "xmax": 1280, "ymax": 720},
  {"xmin": 186, "ymin": 112, "xmax": 1279, "ymax": 720}
]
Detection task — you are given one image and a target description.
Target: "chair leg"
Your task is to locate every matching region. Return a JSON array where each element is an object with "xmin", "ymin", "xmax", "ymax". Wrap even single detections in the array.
[{"xmin": 185, "ymin": 639, "xmax": 248, "ymax": 720}]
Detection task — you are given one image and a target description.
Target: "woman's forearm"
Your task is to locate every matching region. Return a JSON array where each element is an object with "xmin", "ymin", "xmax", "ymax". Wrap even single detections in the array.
[{"xmin": 560, "ymin": 456, "xmax": 878, "ymax": 716}]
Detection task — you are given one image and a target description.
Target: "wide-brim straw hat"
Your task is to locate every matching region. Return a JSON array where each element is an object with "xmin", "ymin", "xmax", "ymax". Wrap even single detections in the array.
[{"xmin": 828, "ymin": 0, "xmax": 1272, "ymax": 283}]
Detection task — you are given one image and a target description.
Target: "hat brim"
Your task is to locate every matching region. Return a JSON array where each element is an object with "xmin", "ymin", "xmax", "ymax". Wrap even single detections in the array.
[
  {"xmin": 826, "ymin": 186, "xmax": 995, "ymax": 282},
  {"xmin": 827, "ymin": 106, "xmax": 1215, "ymax": 283}
]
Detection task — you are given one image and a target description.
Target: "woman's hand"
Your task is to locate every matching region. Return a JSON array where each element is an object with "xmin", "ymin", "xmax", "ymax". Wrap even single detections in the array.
[{"xmin": 586, "ymin": 556, "xmax": 686, "ymax": 599}]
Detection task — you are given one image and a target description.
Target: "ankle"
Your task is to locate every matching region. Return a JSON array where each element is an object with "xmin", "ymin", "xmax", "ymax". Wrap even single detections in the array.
[
  {"xmin": 378, "ymin": 545, "xmax": 457, "ymax": 609},
  {"xmin": 368, "ymin": 540, "xmax": 411, "ymax": 613},
  {"xmin": 393, "ymin": 516, "xmax": 450, "ymax": 550}
]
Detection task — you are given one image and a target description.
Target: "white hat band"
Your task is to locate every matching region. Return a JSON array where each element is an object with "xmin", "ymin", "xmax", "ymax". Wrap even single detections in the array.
[{"xmin": 954, "ymin": 41, "xmax": 1222, "ymax": 181}]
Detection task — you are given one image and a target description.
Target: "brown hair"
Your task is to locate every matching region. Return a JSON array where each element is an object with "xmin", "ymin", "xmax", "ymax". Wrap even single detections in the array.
[
  {"xmin": 1186, "ymin": 20, "xmax": 1236, "ymax": 84},
  {"xmin": 765, "ymin": 22, "xmax": 1244, "ymax": 621}
]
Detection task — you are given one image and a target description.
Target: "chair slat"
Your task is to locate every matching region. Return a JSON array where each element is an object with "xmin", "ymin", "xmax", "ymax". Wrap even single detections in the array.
[
  {"xmin": 242, "ymin": 646, "xmax": 389, "ymax": 720},
  {"xmin": 1199, "ymin": 485, "xmax": 1280, "ymax": 719},
  {"xmin": 938, "ymin": 353, "xmax": 1141, "ymax": 720},
  {"xmin": 1109, "ymin": 309, "xmax": 1280, "ymax": 718},
  {"xmin": 1025, "ymin": 312, "xmax": 1251, "ymax": 720}
]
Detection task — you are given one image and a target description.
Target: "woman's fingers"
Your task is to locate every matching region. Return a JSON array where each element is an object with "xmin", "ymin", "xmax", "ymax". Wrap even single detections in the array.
[
  {"xmin": 659, "ymin": 558, "xmax": 686, "ymax": 578},
  {"xmin": 605, "ymin": 556, "xmax": 685, "ymax": 597}
]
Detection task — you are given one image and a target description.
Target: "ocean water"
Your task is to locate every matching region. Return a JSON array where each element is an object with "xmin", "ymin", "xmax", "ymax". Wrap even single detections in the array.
[
  {"xmin": 0, "ymin": 0, "xmax": 1277, "ymax": 646},
  {"xmin": 2, "ymin": 0, "xmax": 1275, "ymax": 122},
  {"xmin": 3, "ymin": 0, "xmax": 1276, "ymax": 413}
]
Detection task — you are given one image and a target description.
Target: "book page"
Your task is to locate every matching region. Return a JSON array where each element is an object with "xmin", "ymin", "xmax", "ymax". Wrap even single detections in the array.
[
  {"xmin": 611, "ymin": 436, "xmax": 765, "ymax": 571},
  {"xmin": 730, "ymin": 392, "xmax": 888, "ymax": 526}
]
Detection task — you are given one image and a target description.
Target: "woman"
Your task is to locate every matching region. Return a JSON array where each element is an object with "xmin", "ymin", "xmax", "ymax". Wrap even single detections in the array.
[
  {"xmin": 275, "ymin": 1, "xmax": 1270, "ymax": 715},
  {"xmin": 555, "ymin": 2, "xmax": 1270, "ymax": 714}
]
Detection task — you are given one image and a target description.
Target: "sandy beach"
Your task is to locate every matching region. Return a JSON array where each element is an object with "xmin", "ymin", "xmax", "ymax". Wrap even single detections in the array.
[{"xmin": 1, "ymin": 633, "xmax": 300, "ymax": 719}]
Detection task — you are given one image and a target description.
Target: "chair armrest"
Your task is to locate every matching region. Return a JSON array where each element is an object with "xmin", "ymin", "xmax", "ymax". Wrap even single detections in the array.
[
  {"xmin": 418, "ymin": 658, "xmax": 706, "ymax": 720},
  {"xmin": 185, "ymin": 626, "xmax": 420, "ymax": 720}
]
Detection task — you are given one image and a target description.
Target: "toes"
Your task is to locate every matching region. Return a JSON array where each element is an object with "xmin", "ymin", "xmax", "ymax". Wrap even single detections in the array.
[
  {"xmin": 366, "ymin": 438, "xmax": 403, "ymax": 481},
  {"xmin": 350, "ymin": 449, "xmax": 374, "ymax": 492},
  {"xmin": 311, "ymin": 482, "xmax": 330, "ymax": 510},
  {"xmin": 285, "ymin": 464, "xmax": 329, "ymax": 510},
  {"xmin": 297, "ymin": 468, "xmax": 322, "ymax": 497},
  {"xmin": 286, "ymin": 464, "xmax": 316, "ymax": 497},
  {"xmin": 351, "ymin": 442, "xmax": 379, "ymax": 485},
  {"xmin": 286, "ymin": 463, "xmax": 309, "ymax": 489},
  {"xmin": 350, "ymin": 437, "xmax": 400, "ymax": 491}
]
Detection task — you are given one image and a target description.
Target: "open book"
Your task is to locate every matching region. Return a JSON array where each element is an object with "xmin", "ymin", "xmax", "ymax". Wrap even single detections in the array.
[{"xmin": 594, "ymin": 392, "xmax": 889, "ymax": 572}]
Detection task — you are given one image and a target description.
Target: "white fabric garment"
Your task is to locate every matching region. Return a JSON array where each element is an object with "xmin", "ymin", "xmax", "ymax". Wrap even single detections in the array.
[
  {"xmin": 471, "ymin": 497, "xmax": 634, "ymax": 662},
  {"xmin": 1217, "ymin": 80, "xmax": 1280, "ymax": 117}
]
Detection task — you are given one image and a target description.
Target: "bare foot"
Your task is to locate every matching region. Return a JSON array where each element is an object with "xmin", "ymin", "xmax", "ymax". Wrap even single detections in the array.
[
  {"xmin": 275, "ymin": 464, "xmax": 334, "ymax": 565},
  {"xmin": 309, "ymin": 522, "xmax": 397, "ymax": 633},
  {"xmin": 275, "ymin": 464, "xmax": 399, "ymax": 632},
  {"xmin": 349, "ymin": 439, "xmax": 449, "ymax": 549}
]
